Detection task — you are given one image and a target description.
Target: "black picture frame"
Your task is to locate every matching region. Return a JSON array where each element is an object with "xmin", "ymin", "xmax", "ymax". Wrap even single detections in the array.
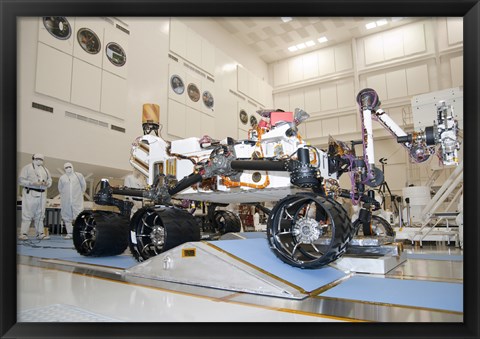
[{"xmin": 1, "ymin": 1, "xmax": 479, "ymax": 338}]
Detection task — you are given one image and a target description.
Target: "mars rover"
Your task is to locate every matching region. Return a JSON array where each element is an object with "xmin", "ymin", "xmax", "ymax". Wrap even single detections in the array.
[{"xmin": 73, "ymin": 88, "xmax": 460, "ymax": 269}]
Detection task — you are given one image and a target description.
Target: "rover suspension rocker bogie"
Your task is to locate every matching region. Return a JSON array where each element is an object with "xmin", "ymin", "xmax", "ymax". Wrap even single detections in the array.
[{"xmin": 73, "ymin": 91, "xmax": 460, "ymax": 268}]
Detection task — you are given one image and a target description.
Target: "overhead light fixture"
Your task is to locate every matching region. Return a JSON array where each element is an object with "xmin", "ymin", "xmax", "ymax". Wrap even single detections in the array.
[
  {"xmin": 318, "ymin": 36, "xmax": 328, "ymax": 43},
  {"xmin": 365, "ymin": 22, "xmax": 377, "ymax": 30},
  {"xmin": 305, "ymin": 40, "xmax": 316, "ymax": 47},
  {"xmin": 281, "ymin": 17, "xmax": 292, "ymax": 23},
  {"xmin": 296, "ymin": 43, "xmax": 306, "ymax": 50},
  {"xmin": 288, "ymin": 45, "xmax": 298, "ymax": 52},
  {"xmin": 391, "ymin": 17, "xmax": 404, "ymax": 22},
  {"xmin": 376, "ymin": 19, "xmax": 388, "ymax": 26}
]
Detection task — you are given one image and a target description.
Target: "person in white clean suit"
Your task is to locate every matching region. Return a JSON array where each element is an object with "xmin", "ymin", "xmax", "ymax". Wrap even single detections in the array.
[
  {"xmin": 18, "ymin": 153, "xmax": 52, "ymax": 240},
  {"xmin": 58, "ymin": 162, "xmax": 86, "ymax": 239}
]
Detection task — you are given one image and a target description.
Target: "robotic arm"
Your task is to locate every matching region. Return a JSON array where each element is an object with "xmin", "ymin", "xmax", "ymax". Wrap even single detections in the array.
[{"xmin": 356, "ymin": 88, "xmax": 460, "ymax": 168}]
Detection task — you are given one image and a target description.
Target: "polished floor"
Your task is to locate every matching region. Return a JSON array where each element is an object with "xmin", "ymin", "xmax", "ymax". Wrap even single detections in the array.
[{"xmin": 16, "ymin": 237, "xmax": 463, "ymax": 323}]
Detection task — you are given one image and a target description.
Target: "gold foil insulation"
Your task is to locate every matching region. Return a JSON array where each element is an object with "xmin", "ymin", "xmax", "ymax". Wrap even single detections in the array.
[{"xmin": 142, "ymin": 104, "xmax": 160, "ymax": 125}]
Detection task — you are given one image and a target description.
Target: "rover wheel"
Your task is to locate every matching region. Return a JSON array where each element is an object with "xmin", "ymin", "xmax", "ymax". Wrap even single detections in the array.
[
  {"xmin": 267, "ymin": 193, "xmax": 354, "ymax": 269},
  {"xmin": 73, "ymin": 210, "xmax": 129, "ymax": 256},
  {"xmin": 213, "ymin": 210, "xmax": 242, "ymax": 234},
  {"xmin": 129, "ymin": 206, "xmax": 201, "ymax": 262},
  {"xmin": 354, "ymin": 215, "xmax": 395, "ymax": 237}
]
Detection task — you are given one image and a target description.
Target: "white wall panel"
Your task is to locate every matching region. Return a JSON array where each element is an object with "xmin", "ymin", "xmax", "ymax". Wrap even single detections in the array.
[
  {"xmin": 201, "ymin": 39, "xmax": 215, "ymax": 75},
  {"xmin": 302, "ymin": 52, "xmax": 319, "ymax": 79},
  {"xmin": 450, "ymin": 56, "xmax": 463, "ymax": 87},
  {"xmin": 289, "ymin": 90, "xmax": 305, "ymax": 112},
  {"xmin": 320, "ymin": 84, "xmax": 337, "ymax": 111},
  {"xmin": 38, "ymin": 17, "xmax": 75, "ymax": 55},
  {"xmin": 186, "ymin": 28, "xmax": 202, "ymax": 67},
  {"xmin": 406, "ymin": 64, "xmax": 430, "ymax": 95},
  {"xmin": 35, "ymin": 42, "xmax": 72, "ymax": 102},
  {"xmin": 100, "ymin": 70, "xmax": 127, "ymax": 119},
  {"xmin": 318, "ymin": 48, "xmax": 335, "ymax": 76},
  {"xmin": 386, "ymin": 69, "xmax": 408, "ymax": 99},
  {"xmin": 446, "ymin": 17, "xmax": 463, "ymax": 45},
  {"xmin": 72, "ymin": 18, "xmax": 104, "ymax": 68},
  {"xmin": 201, "ymin": 112, "xmax": 216, "ymax": 137},
  {"xmin": 273, "ymin": 60, "xmax": 289, "ymax": 86},
  {"xmin": 336, "ymin": 81, "xmax": 355, "ymax": 108},
  {"xmin": 248, "ymin": 73, "xmax": 259, "ymax": 102},
  {"xmin": 383, "ymin": 29, "xmax": 404, "ymax": 60},
  {"xmin": 403, "ymin": 23, "xmax": 426, "ymax": 56},
  {"xmin": 169, "ymin": 18, "xmax": 187, "ymax": 57},
  {"xmin": 258, "ymin": 81, "xmax": 267, "ymax": 106},
  {"xmin": 288, "ymin": 56, "xmax": 304, "ymax": 83},
  {"xmin": 102, "ymin": 26, "xmax": 128, "ymax": 78},
  {"xmin": 338, "ymin": 114, "xmax": 357, "ymax": 134},
  {"xmin": 237, "ymin": 65, "xmax": 248, "ymax": 95},
  {"xmin": 321, "ymin": 117, "xmax": 339, "ymax": 136},
  {"xmin": 167, "ymin": 98, "xmax": 186, "ymax": 138},
  {"xmin": 334, "ymin": 43, "xmax": 353, "ymax": 72},
  {"xmin": 364, "ymin": 35, "xmax": 384, "ymax": 65},
  {"xmin": 274, "ymin": 92, "xmax": 289, "ymax": 111},
  {"xmin": 305, "ymin": 119, "xmax": 323, "ymax": 139},
  {"xmin": 185, "ymin": 107, "xmax": 201, "ymax": 137},
  {"xmin": 304, "ymin": 87, "xmax": 321, "ymax": 114},
  {"xmin": 365, "ymin": 73, "xmax": 387, "ymax": 100},
  {"xmin": 168, "ymin": 63, "xmax": 186, "ymax": 104},
  {"xmin": 71, "ymin": 58, "xmax": 102, "ymax": 111}
]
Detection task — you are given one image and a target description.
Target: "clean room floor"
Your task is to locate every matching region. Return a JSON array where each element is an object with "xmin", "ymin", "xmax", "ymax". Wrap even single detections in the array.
[{"xmin": 16, "ymin": 237, "xmax": 463, "ymax": 323}]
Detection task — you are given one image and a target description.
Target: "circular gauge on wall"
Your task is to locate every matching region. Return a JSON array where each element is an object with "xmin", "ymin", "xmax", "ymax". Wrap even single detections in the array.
[
  {"xmin": 106, "ymin": 42, "xmax": 127, "ymax": 67},
  {"xmin": 43, "ymin": 17, "xmax": 71, "ymax": 40},
  {"xmin": 170, "ymin": 75, "xmax": 185, "ymax": 95},
  {"xmin": 250, "ymin": 115, "xmax": 258, "ymax": 128},
  {"xmin": 187, "ymin": 83, "xmax": 200, "ymax": 102},
  {"xmin": 202, "ymin": 91, "xmax": 214, "ymax": 109},
  {"xmin": 77, "ymin": 28, "xmax": 101, "ymax": 54},
  {"xmin": 239, "ymin": 110, "xmax": 248, "ymax": 125}
]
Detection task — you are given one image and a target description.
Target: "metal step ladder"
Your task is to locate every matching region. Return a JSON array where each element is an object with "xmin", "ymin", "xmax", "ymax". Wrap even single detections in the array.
[{"xmin": 411, "ymin": 161, "xmax": 463, "ymax": 246}]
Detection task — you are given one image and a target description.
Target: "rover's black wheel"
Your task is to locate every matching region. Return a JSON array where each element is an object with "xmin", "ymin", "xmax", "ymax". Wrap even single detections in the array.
[
  {"xmin": 267, "ymin": 193, "xmax": 354, "ymax": 269},
  {"xmin": 354, "ymin": 214, "xmax": 395, "ymax": 237},
  {"xmin": 73, "ymin": 210, "xmax": 129, "ymax": 256},
  {"xmin": 129, "ymin": 206, "xmax": 201, "ymax": 262},
  {"xmin": 213, "ymin": 210, "xmax": 242, "ymax": 234}
]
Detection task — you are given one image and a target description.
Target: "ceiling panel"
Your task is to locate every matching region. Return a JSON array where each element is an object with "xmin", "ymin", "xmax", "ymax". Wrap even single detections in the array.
[{"xmin": 214, "ymin": 17, "xmax": 420, "ymax": 64}]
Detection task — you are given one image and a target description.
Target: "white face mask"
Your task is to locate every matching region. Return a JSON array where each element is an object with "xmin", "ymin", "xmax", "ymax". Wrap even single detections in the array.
[
  {"xmin": 33, "ymin": 159, "xmax": 43, "ymax": 166},
  {"xmin": 65, "ymin": 167, "xmax": 73, "ymax": 174}
]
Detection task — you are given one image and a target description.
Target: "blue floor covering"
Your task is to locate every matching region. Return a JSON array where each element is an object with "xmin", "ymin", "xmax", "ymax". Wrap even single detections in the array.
[
  {"xmin": 320, "ymin": 275, "xmax": 463, "ymax": 312},
  {"xmin": 17, "ymin": 236, "xmax": 138, "ymax": 269},
  {"xmin": 211, "ymin": 238, "xmax": 347, "ymax": 292}
]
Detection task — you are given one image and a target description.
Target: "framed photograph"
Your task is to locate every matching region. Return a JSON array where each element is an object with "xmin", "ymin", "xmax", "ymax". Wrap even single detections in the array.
[
  {"xmin": 170, "ymin": 74, "xmax": 185, "ymax": 94},
  {"xmin": 42, "ymin": 16, "xmax": 71, "ymax": 40},
  {"xmin": 77, "ymin": 28, "xmax": 101, "ymax": 54},
  {"xmin": 202, "ymin": 90, "xmax": 214, "ymax": 109},
  {"xmin": 105, "ymin": 42, "xmax": 127, "ymax": 67},
  {"xmin": 239, "ymin": 109, "xmax": 248, "ymax": 125},
  {"xmin": 187, "ymin": 83, "xmax": 200, "ymax": 102}
]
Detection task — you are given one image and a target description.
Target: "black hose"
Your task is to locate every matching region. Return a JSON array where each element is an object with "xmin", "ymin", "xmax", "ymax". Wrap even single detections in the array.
[
  {"xmin": 168, "ymin": 173, "xmax": 203, "ymax": 195},
  {"xmin": 230, "ymin": 160, "xmax": 288, "ymax": 172}
]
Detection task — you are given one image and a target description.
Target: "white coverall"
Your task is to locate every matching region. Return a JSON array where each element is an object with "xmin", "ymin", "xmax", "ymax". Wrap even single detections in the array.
[
  {"xmin": 124, "ymin": 171, "xmax": 146, "ymax": 215},
  {"xmin": 18, "ymin": 159, "xmax": 52, "ymax": 237},
  {"xmin": 58, "ymin": 164, "xmax": 87, "ymax": 235}
]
